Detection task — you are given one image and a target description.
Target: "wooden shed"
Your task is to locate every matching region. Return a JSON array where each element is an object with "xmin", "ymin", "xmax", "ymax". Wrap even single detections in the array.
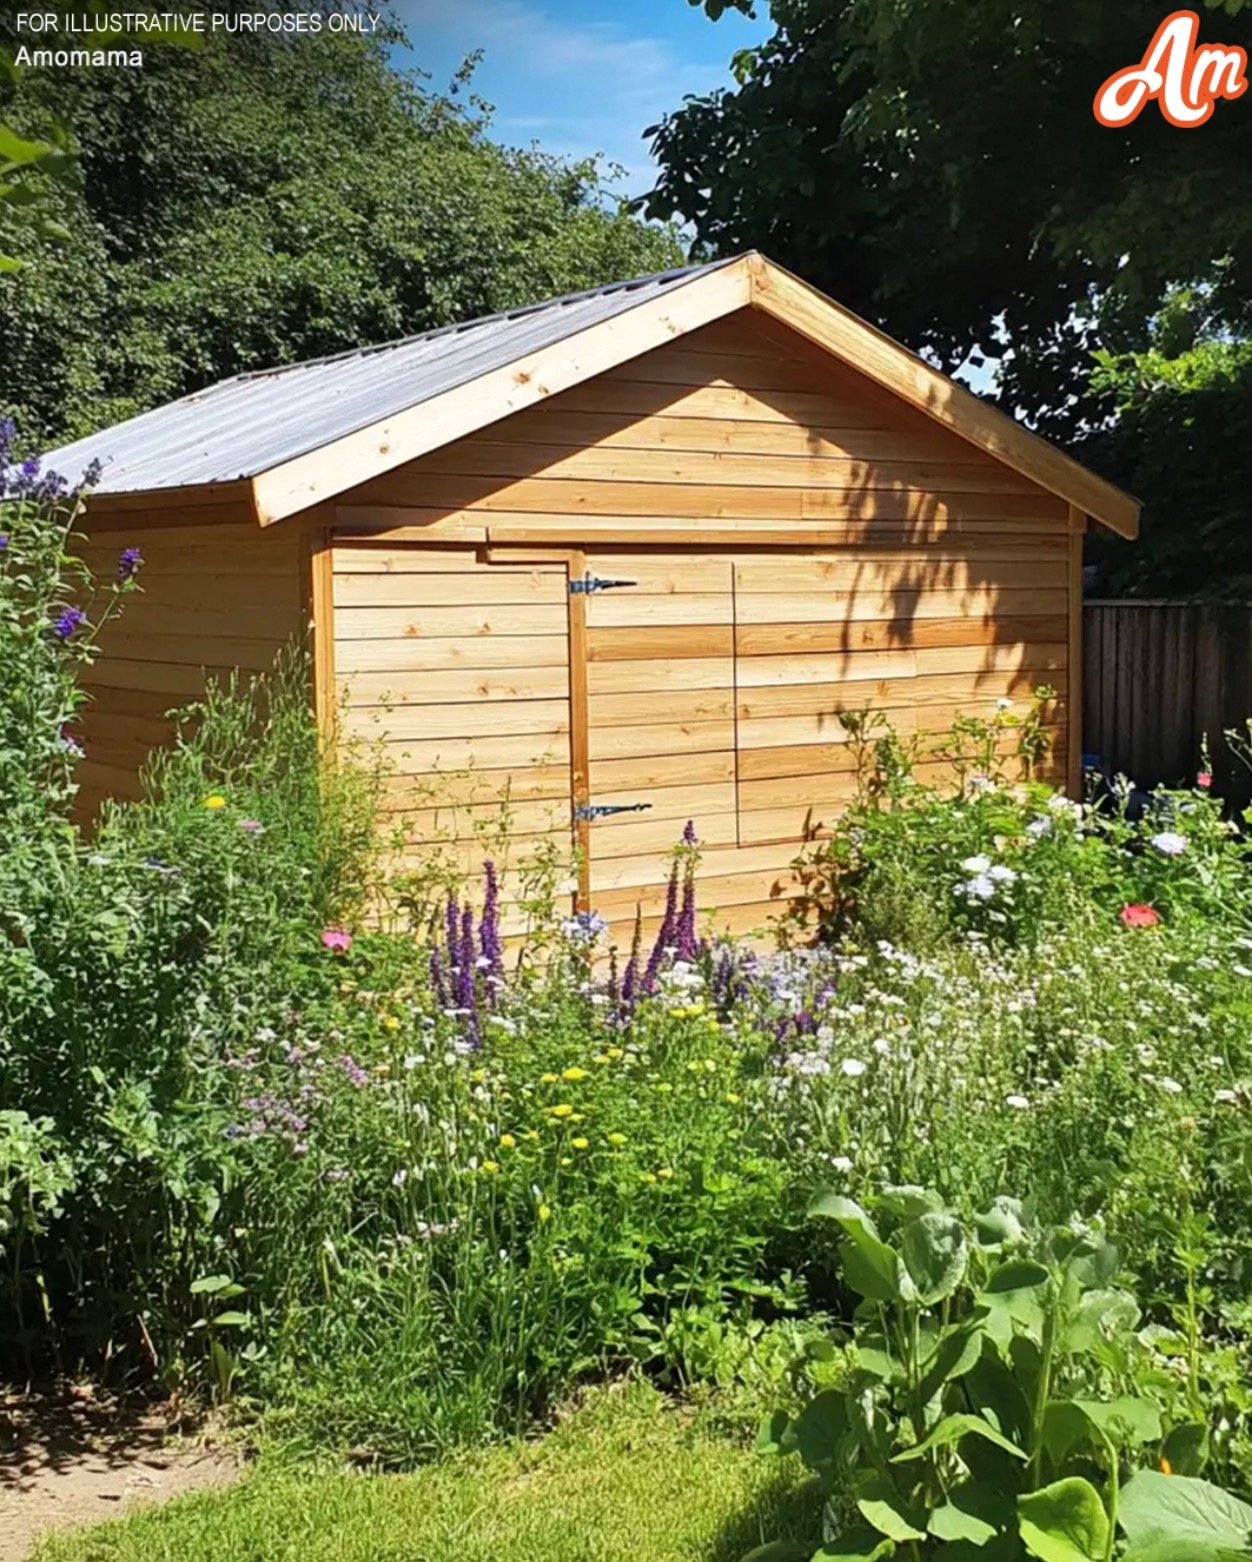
[{"xmin": 50, "ymin": 253, "xmax": 1140, "ymax": 944}]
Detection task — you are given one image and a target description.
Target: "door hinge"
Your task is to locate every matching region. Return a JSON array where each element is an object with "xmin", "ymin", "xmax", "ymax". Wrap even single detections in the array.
[
  {"xmin": 569, "ymin": 573, "xmax": 637, "ymax": 595},
  {"xmin": 574, "ymin": 801, "xmax": 653, "ymax": 822}
]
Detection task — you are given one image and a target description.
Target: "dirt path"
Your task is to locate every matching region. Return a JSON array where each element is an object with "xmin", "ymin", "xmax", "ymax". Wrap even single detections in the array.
[{"xmin": 0, "ymin": 1389, "xmax": 240, "ymax": 1561}]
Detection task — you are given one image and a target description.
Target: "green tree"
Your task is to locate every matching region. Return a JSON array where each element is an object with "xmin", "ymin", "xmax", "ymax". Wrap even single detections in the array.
[
  {"xmin": 0, "ymin": 21, "xmax": 680, "ymax": 445},
  {"xmin": 644, "ymin": 0, "xmax": 1252, "ymax": 438}
]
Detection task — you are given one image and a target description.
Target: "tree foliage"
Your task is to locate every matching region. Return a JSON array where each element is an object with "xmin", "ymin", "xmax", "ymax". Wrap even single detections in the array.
[
  {"xmin": 0, "ymin": 18, "xmax": 681, "ymax": 445},
  {"xmin": 644, "ymin": 0, "xmax": 1252, "ymax": 435}
]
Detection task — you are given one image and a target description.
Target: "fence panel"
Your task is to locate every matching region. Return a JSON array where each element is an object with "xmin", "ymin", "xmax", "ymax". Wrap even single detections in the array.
[{"xmin": 1083, "ymin": 601, "xmax": 1252, "ymax": 800}]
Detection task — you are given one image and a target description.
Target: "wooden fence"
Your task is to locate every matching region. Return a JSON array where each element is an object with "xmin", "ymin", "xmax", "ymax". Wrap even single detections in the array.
[{"xmin": 1083, "ymin": 600, "xmax": 1252, "ymax": 798}]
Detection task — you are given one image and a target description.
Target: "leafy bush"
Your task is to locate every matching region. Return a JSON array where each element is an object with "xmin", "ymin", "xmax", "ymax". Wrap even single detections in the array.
[{"xmin": 752, "ymin": 1190, "xmax": 1252, "ymax": 1562}]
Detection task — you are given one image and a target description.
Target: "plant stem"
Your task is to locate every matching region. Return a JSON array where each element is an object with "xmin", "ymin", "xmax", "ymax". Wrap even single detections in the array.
[{"xmin": 1028, "ymin": 1290, "xmax": 1058, "ymax": 1489}]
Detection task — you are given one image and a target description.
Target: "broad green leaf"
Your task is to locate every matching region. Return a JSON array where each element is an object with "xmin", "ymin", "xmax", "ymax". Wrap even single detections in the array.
[
  {"xmin": 1077, "ymin": 1397, "xmax": 1161, "ymax": 1446},
  {"xmin": 1062, "ymin": 1288, "xmax": 1140, "ymax": 1353},
  {"xmin": 209, "ymin": 1310, "xmax": 250, "ymax": 1328},
  {"xmin": 978, "ymin": 1260, "xmax": 1050, "ymax": 1345},
  {"xmin": 1041, "ymin": 1400, "xmax": 1095, "ymax": 1467},
  {"xmin": 856, "ymin": 1476, "xmax": 925, "ymax": 1542},
  {"xmin": 757, "ymin": 1409, "xmax": 791, "ymax": 1455},
  {"xmin": 1018, "ymin": 1477, "xmax": 1110, "ymax": 1562},
  {"xmin": 876, "ymin": 1184, "xmax": 944, "ymax": 1220},
  {"xmin": 813, "ymin": 1527, "xmax": 898, "ymax": 1561},
  {"xmin": 0, "ymin": 123, "xmax": 52, "ymax": 168},
  {"xmin": 928, "ymin": 1480, "xmax": 1014, "ymax": 1544},
  {"xmin": 901, "ymin": 1212, "xmax": 968, "ymax": 1304},
  {"xmin": 809, "ymin": 1193, "xmax": 905, "ymax": 1303},
  {"xmin": 975, "ymin": 1196, "xmax": 1028, "ymax": 1248},
  {"xmin": 1118, "ymin": 1471, "xmax": 1252, "ymax": 1548},
  {"xmin": 1122, "ymin": 1540, "xmax": 1252, "ymax": 1562},
  {"xmin": 794, "ymin": 1389, "xmax": 850, "ymax": 1472},
  {"xmin": 1162, "ymin": 1421, "xmax": 1210, "ymax": 1477},
  {"xmin": 964, "ymin": 1341, "xmax": 1033, "ymax": 1445},
  {"xmin": 891, "ymin": 1412, "xmax": 1027, "ymax": 1464},
  {"xmin": 189, "ymin": 1273, "xmax": 235, "ymax": 1296},
  {"xmin": 919, "ymin": 1319, "xmax": 985, "ymax": 1405}
]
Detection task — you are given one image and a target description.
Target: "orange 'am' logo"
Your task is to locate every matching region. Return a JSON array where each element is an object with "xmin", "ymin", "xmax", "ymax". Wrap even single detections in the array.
[{"xmin": 1094, "ymin": 9, "xmax": 1248, "ymax": 127}]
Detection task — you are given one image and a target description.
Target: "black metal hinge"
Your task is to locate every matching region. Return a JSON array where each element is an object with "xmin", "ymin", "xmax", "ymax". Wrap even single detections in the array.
[
  {"xmin": 569, "ymin": 573, "xmax": 637, "ymax": 595},
  {"xmin": 574, "ymin": 802, "xmax": 653, "ymax": 822}
]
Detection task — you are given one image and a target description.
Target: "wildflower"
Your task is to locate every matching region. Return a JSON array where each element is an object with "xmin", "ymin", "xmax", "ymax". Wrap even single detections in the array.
[
  {"xmin": 1025, "ymin": 816, "xmax": 1052, "ymax": 840},
  {"xmin": 840, "ymin": 1057, "xmax": 867, "ymax": 1078},
  {"xmin": 725, "ymin": 1092, "xmax": 741, "ymax": 1105},
  {"xmin": 239, "ymin": 818, "xmax": 265, "ymax": 835},
  {"xmin": 550, "ymin": 1104, "xmax": 574, "ymax": 1119},
  {"xmin": 0, "ymin": 534, "xmax": 6, "ymax": 551},
  {"xmin": 481, "ymin": 1160, "xmax": 500, "ymax": 1174},
  {"xmin": 392, "ymin": 1169, "xmax": 408, "ymax": 1187},
  {"xmin": 606, "ymin": 1046, "xmax": 623, "ymax": 1060},
  {"xmin": 1150, "ymin": 831, "xmax": 1189, "ymax": 857},
  {"xmin": 203, "ymin": 794, "xmax": 227, "ymax": 811},
  {"xmin": 58, "ymin": 727, "xmax": 84, "ymax": 759},
  {"xmin": 656, "ymin": 1167, "xmax": 674, "ymax": 1181},
  {"xmin": 1120, "ymin": 903, "xmax": 1160, "ymax": 929},
  {"xmin": 607, "ymin": 1132, "xmax": 627, "ymax": 1146},
  {"xmin": 987, "ymin": 864, "xmax": 1017, "ymax": 884},
  {"xmin": 541, "ymin": 1072, "xmax": 558, "ymax": 1084},
  {"xmin": 116, "ymin": 546, "xmax": 143, "ymax": 581},
  {"xmin": 1005, "ymin": 1094, "xmax": 1031, "ymax": 1110},
  {"xmin": 996, "ymin": 697, "xmax": 1014, "ymax": 711},
  {"xmin": 321, "ymin": 928, "xmax": 353, "ymax": 953},
  {"xmin": 1215, "ymin": 1088, "xmax": 1238, "ymax": 1104},
  {"xmin": 561, "ymin": 910, "xmax": 608, "ymax": 944},
  {"xmin": 641, "ymin": 1172, "xmax": 657, "ymax": 1184},
  {"xmin": 1197, "ymin": 771, "xmax": 1213, "ymax": 789},
  {"xmin": 537, "ymin": 1203, "xmax": 552, "ymax": 1222},
  {"xmin": 52, "ymin": 605, "xmax": 85, "ymax": 640},
  {"xmin": 499, "ymin": 1133, "xmax": 517, "ymax": 1149},
  {"xmin": 830, "ymin": 1155, "xmax": 854, "ymax": 1173},
  {"xmin": 559, "ymin": 1156, "xmax": 572, "ymax": 1167},
  {"xmin": 381, "ymin": 1015, "xmax": 400, "ymax": 1032},
  {"xmin": 561, "ymin": 1066, "xmax": 588, "ymax": 1082},
  {"xmin": 571, "ymin": 1136, "xmax": 589, "ymax": 1150},
  {"xmin": 1160, "ymin": 1456, "xmax": 1173, "ymax": 1476},
  {"xmin": 962, "ymin": 875, "xmax": 996, "ymax": 901},
  {"xmin": 1157, "ymin": 1077, "xmax": 1184, "ymax": 1095}
]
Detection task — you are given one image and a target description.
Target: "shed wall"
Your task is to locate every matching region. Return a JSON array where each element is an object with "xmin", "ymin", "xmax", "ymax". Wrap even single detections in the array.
[
  {"xmin": 331, "ymin": 310, "xmax": 1073, "ymax": 941},
  {"xmin": 74, "ymin": 509, "xmax": 307, "ymax": 821}
]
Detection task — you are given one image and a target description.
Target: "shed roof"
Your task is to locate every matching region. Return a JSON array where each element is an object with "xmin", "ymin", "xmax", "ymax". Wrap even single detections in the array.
[{"xmin": 44, "ymin": 252, "xmax": 1140, "ymax": 538}]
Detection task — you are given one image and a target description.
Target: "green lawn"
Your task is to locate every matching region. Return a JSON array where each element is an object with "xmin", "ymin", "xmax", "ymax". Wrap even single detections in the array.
[{"xmin": 35, "ymin": 1386, "xmax": 818, "ymax": 1562}]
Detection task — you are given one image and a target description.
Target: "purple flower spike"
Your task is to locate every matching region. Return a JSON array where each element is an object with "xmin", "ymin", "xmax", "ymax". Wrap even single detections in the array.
[
  {"xmin": 480, "ymin": 860, "xmax": 504, "ymax": 983},
  {"xmin": 621, "ymin": 906, "xmax": 643, "ymax": 1016},
  {"xmin": 52, "ymin": 605, "xmax": 85, "ymax": 640},
  {"xmin": 676, "ymin": 868, "xmax": 698, "ymax": 962},
  {"xmin": 643, "ymin": 863, "xmax": 680, "ymax": 994},
  {"xmin": 682, "ymin": 819, "xmax": 697, "ymax": 846},
  {"xmin": 117, "ymin": 546, "xmax": 143, "ymax": 581}
]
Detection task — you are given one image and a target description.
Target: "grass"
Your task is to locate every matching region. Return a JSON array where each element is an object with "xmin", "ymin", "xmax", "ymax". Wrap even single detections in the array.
[{"xmin": 34, "ymin": 1384, "xmax": 819, "ymax": 1562}]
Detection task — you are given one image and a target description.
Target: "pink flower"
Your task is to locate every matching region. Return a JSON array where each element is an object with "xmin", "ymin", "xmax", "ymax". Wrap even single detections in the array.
[
  {"xmin": 1197, "ymin": 771, "xmax": 1213, "ymax": 789},
  {"xmin": 1120, "ymin": 903, "xmax": 1160, "ymax": 929},
  {"xmin": 321, "ymin": 928, "xmax": 353, "ymax": 953},
  {"xmin": 239, "ymin": 818, "xmax": 265, "ymax": 835}
]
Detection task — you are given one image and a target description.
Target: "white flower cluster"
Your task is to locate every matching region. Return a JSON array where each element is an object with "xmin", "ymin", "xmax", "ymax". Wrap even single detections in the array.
[{"xmin": 955, "ymin": 853, "xmax": 1017, "ymax": 903}]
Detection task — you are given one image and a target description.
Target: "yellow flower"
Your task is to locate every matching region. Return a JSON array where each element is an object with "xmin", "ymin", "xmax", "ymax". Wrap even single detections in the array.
[
  {"xmin": 703, "ymin": 1059, "xmax": 717, "ymax": 1073},
  {"xmin": 499, "ymin": 1133, "xmax": 517, "ymax": 1150},
  {"xmin": 538, "ymin": 1203, "xmax": 552, "ymax": 1222},
  {"xmin": 606, "ymin": 1047, "xmax": 623, "ymax": 1060},
  {"xmin": 656, "ymin": 1167, "xmax": 675, "ymax": 1181},
  {"xmin": 471, "ymin": 1067, "xmax": 486, "ymax": 1083},
  {"xmin": 607, "ymin": 1132, "xmax": 627, "ymax": 1147},
  {"xmin": 561, "ymin": 1066, "xmax": 588, "ymax": 1082},
  {"xmin": 641, "ymin": 1172, "xmax": 658, "ymax": 1184},
  {"xmin": 593, "ymin": 1053, "xmax": 611, "ymax": 1066},
  {"xmin": 381, "ymin": 1015, "xmax": 400, "ymax": 1032},
  {"xmin": 725, "ymin": 1092, "xmax": 742, "ymax": 1106},
  {"xmin": 656, "ymin": 1082, "xmax": 673, "ymax": 1095},
  {"xmin": 375, "ymin": 1063, "xmax": 390, "ymax": 1077},
  {"xmin": 550, "ymin": 1104, "xmax": 574, "ymax": 1119},
  {"xmin": 570, "ymin": 1112, "xmax": 585, "ymax": 1123},
  {"xmin": 524, "ymin": 1130, "xmax": 540, "ymax": 1142},
  {"xmin": 202, "ymin": 795, "xmax": 227, "ymax": 810},
  {"xmin": 559, "ymin": 1156, "xmax": 572, "ymax": 1167},
  {"xmin": 541, "ymin": 1072, "xmax": 558, "ymax": 1084},
  {"xmin": 571, "ymin": 1136, "xmax": 589, "ymax": 1151},
  {"xmin": 481, "ymin": 1160, "xmax": 500, "ymax": 1175}
]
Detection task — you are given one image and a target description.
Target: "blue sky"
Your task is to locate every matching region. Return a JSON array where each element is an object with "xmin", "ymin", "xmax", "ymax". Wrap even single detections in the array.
[{"xmin": 390, "ymin": 0, "xmax": 772, "ymax": 197}]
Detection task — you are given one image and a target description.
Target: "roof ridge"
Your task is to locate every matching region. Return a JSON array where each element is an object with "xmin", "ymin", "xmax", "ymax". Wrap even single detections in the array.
[{"xmin": 230, "ymin": 255, "xmax": 739, "ymax": 383}]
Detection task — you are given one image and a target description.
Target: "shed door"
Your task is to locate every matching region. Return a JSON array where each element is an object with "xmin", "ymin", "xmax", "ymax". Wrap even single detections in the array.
[
  {"xmin": 331, "ymin": 541, "xmax": 577, "ymax": 931},
  {"xmin": 582, "ymin": 550, "xmax": 737, "ymax": 933}
]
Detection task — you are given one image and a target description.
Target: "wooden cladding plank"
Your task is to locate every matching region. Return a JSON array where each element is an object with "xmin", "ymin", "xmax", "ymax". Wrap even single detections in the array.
[
  {"xmin": 338, "ymin": 664, "xmax": 570, "ymax": 707},
  {"xmin": 586, "ymin": 593, "xmax": 732, "ymax": 628},
  {"xmin": 334, "ymin": 603, "xmax": 570, "ymax": 640},
  {"xmin": 587, "ymin": 657, "xmax": 734, "ymax": 696},
  {"xmin": 739, "ymin": 698, "xmax": 1068, "ymax": 753},
  {"xmin": 476, "ymin": 409, "xmax": 1004, "ymax": 465},
  {"xmin": 588, "ymin": 717, "xmax": 735, "ymax": 761},
  {"xmin": 544, "ymin": 378, "xmax": 897, "ymax": 428},
  {"xmin": 343, "ymin": 698, "xmax": 569, "ymax": 743},
  {"xmin": 735, "ymin": 667, "xmax": 1067, "ymax": 723},
  {"xmin": 360, "ymin": 473, "xmax": 1069, "ymax": 525},
  {"xmin": 590, "ymin": 808, "xmax": 739, "ymax": 859},
  {"xmin": 388, "ymin": 797, "xmax": 572, "ymax": 846},
  {"xmin": 733, "ymin": 557, "xmax": 1067, "ymax": 593},
  {"xmin": 587, "ymin": 624, "xmax": 733, "ymax": 662},
  {"xmin": 331, "ymin": 545, "xmax": 484, "ymax": 572},
  {"xmin": 377, "ymin": 732, "xmax": 571, "ymax": 774},
  {"xmin": 589, "ymin": 688, "xmax": 735, "ymax": 727},
  {"xmin": 735, "ymin": 614, "xmax": 1068, "ymax": 657},
  {"xmin": 595, "ymin": 863, "xmax": 801, "ymax": 921},
  {"xmin": 591, "ymin": 840, "xmax": 801, "ymax": 894},
  {"xmin": 733, "ymin": 586, "xmax": 1069, "ymax": 625},
  {"xmin": 735, "ymin": 649, "xmax": 917, "ymax": 689},
  {"xmin": 332, "ymin": 568, "xmax": 566, "ymax": 607},
  {"xmin": 590, "ymin": 750, "xmax": 736, "ymax": 791},
  {"xmin": 416, "ymin": 441, "xmax": 1033, "ymax": 495},
  {"xmin": 378, "ymin": 761, "xmax": 572, "ymax": 809},
  {"xmin": 335, "ymin": 634, "xmax": 569, "ymax": 675}
]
